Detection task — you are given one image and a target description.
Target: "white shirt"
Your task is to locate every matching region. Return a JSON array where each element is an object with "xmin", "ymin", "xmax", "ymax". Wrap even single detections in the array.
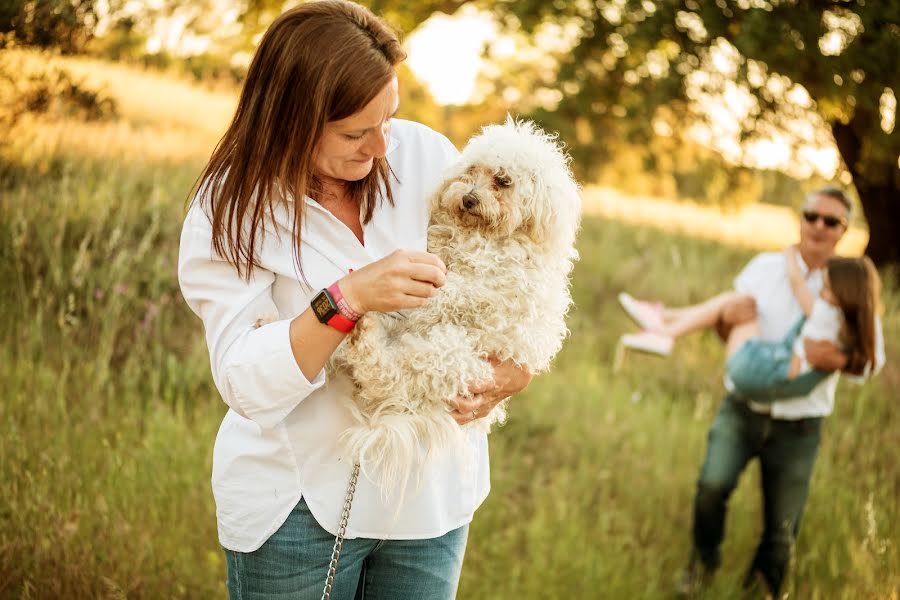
[
  {"xmin": 178, "ymin": 120, "xmax": 490, "ymax": 553},
  {"xmin": 793, "ymin": 298, "xmax": 844, "ymax": 371},
  {"xmin": 733, "ymin": 251, "xmax": 885, "ymax": 419}
]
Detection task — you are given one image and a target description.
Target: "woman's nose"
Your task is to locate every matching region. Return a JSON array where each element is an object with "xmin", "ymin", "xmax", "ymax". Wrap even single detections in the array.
[{"xmin": 364, "ymin": 125, "xmax": 389, "ymax": 158}]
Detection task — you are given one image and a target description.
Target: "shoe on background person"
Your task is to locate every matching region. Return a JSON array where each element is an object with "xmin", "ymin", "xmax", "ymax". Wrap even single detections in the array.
[
  {"xmin": 674, "ymin": 554, "xmax": 714, "ymax": 598},
  {"xmin": 618, "ymin": 292, "xmax": 665, "ymax": 331},
  {"xmin": 620, "ymin": 330, "xmax": 673, "ymax": 356}
]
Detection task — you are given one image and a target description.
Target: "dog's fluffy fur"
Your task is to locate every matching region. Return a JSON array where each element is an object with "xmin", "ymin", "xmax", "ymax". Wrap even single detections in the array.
[{"xmin": 332, "ymin": 118, "xmax": 581, "ymax": 493}]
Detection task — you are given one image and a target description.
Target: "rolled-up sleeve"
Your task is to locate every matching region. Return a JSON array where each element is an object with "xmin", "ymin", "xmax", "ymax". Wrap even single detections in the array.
[{"xmin": 178, "ymin": 211, "xmax": 324, "ymax": 428}]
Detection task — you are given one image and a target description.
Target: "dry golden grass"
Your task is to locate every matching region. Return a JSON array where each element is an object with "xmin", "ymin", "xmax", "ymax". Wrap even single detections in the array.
[
  {"xmin": 583, "ymin": 185, "xmax": 868, "ymax": 256},
  {"xmin": 9, "ymin": 48, "xmax": 871, "ymax": 257},
  {"xmin": 6, "ymin": 48, "xmax": 237, "ymax": 163}
]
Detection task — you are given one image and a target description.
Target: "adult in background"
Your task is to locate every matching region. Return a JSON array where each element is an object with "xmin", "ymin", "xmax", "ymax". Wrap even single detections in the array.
[
  {"xmin": 675, "ymin": 187, "xmax": 886, "ymax": 597},
  {"xmin": 177, "ymin": 2, "xmax": 532, "ymax": 598}
]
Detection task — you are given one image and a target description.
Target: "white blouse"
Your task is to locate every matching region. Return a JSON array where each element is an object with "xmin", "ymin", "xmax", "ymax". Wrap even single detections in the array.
[{"xmin": 178, "ymin": 120, "xmax": 491, "ymax": 553}]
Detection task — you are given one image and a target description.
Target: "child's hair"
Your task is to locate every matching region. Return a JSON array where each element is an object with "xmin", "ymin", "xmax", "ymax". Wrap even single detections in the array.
[{"xmin": 826, "ymin": 256, "xmax": 882, "ymax": 376}]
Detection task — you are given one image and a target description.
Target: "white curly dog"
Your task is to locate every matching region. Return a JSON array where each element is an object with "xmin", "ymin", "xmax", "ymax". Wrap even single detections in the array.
[{"xmin": 333, "ymin": 118, "xmax": 581, "ymax": 494}]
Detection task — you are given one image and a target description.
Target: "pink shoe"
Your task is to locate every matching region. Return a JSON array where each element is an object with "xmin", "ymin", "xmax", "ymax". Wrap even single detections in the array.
[
  {"xmin": 618, "ymin": 292, "xmax": 665, "ymax": 331},
  {"xmin": 621, "ymin": 331, "xmax": 673, "ymax": 356}
]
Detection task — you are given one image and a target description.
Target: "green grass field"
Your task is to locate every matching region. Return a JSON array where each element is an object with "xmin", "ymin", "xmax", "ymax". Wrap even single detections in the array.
[{"xmin": 1, "ymin": 57, "xmax": 897, "ymax": 599}]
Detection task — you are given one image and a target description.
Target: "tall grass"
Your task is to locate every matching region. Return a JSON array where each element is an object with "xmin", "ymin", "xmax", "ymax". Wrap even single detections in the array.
[
  {"xmin": 1, "ymin": 147, "xmax": 225, "ymax": 597},
  {"xmin": 1, "ymin": 56, "xmax": 896, "ymax": 598},
  {"xmin": 459, "ymin": 218, "xmax": 898, "ymax": 600}
]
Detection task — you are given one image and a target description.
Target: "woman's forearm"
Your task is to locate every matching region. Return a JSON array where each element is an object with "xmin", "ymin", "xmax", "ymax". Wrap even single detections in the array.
[
  {"xmin": 287, "ymin": 250, "xmax": 449, "ymax": 380},
  {"xmin": 289, "ymin": 308, "xmax": 349, "ymax": 381}
]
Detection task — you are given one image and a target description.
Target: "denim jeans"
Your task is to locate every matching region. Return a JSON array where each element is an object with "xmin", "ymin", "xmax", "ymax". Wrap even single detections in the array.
[
  {"xmin": 692, "ymin": 395, "xmax": 822, "ymax": 596},
  {"xmin": 224, "ymin": 498, "xmax": 469, "ymax": 600}
]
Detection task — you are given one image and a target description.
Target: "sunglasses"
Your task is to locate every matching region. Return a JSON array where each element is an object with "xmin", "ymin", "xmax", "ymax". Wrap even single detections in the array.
[{"xmin": 802, "ymin": 210, "xmax": 846, "ymax": 229}]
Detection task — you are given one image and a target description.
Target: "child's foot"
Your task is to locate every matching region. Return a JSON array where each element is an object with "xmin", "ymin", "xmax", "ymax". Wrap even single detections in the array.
[
  {"xmin": 618, "ymin": 292, "xmax": 665, "ymax": 331},
  {"xmin": 621, "ymin": 331, "xmax": 674, "ymax": 356}
]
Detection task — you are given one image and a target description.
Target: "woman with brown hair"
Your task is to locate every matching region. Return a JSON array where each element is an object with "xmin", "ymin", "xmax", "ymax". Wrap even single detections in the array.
[{"xmin": 177, "ymin": 2, "xmax": 531, "ymax": 597}]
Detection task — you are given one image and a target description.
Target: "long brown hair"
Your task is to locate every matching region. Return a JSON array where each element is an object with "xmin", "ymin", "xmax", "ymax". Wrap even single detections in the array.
[
  {"xmin": 192, "ymin": 0, "xmax": 405, "ymax": 278},
  {"xmin": 826, "ymin": 256, "xmax": 883, "ymax": 376}
]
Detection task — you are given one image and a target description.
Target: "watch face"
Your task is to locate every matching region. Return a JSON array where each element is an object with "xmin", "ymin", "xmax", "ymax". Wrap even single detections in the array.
[{"xmin": 311, "ymin": 289, "xmax": 338, "ymax": 323}]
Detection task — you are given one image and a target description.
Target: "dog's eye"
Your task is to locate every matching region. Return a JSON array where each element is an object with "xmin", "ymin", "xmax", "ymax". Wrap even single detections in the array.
[{"xmin": 493, "ymin": 173, "xmax": 512, "ymax": 188}]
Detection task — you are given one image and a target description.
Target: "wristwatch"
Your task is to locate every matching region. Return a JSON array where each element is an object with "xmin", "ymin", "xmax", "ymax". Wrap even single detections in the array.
[{"xmin": 310, "ymin": 283, "xmax": 358, "ymax": 333}]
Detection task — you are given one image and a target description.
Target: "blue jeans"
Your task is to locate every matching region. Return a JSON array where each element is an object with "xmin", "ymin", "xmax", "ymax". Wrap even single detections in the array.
[
  {"xmin": 224, "ymin": 498, "xmax": 469, "ymax": 599},
  {"xmin": 692, "ymin": 395, "xmax": 822, "ymax": 596}
]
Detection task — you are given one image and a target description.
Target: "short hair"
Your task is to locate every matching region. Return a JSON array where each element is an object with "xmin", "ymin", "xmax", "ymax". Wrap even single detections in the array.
[{"xmin": 806, "ymin": 186, "xmax": 852, "ymax": 216}]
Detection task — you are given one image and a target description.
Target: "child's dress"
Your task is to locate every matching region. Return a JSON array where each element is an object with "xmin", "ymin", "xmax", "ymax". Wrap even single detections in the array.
[{"xmin": 726, "ymin": 298, "xmax": 843, "ymax": 400}]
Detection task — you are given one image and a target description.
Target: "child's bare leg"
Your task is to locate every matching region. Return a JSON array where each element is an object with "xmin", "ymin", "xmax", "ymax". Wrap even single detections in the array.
[
  {"xmin": 660, "ymin": 291, "xmax": 750, "ymax": 338},
  {"xmin": 660, "ymin": 306, "xmax": 694, "ymax": 322},
  {"xmin": 725, "ymin": 320, "xmax": 761, "ymax": 357}
]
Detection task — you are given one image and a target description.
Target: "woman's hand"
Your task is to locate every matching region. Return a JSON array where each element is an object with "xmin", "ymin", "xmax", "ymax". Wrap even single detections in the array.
[
  {"xmin": 448, "ymin": 357, "xmax": 533, "ymax": 425},
  {"xmin": 339, "ymin": 249, "xmax": 447, "ymax": 314}
]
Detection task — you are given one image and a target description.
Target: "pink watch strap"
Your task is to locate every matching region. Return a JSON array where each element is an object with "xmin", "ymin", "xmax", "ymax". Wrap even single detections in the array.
[{"xmin": 327, "ymin": 281, "xmax": 361, "ymax": 322}]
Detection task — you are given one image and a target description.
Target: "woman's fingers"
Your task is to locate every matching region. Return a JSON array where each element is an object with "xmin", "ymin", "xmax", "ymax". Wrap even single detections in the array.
[
  {"xmin": 401, "ymin": 280, "xmax": 440, "ymax": 300},
  {"xmin": 379, "ymin": 280, "xmax": 438, "ymax": 309},
  {"xmin": 448, "ymin": 395, "xmax": 482, "ymax": 413},
  {"xmin": 338, "ymin": 250, "xmax": 447, "ymax": 314},
  {"xmin": 447, "ymin": 359, "xmax": 532, "ymax": 426},
  {"xmin": 447, "ymin": 394, "xmax": 489, "ymax": 425},
  {"xmin": 403, "ymin": 250, "xmax": 446, "ymax": 274},
  {"xmin": 405, "ymin": 262, "xmax": 446, "ymax": 288},
  {"xmin": 466, "ymin": 383, "xmax": 492, "ymax": 397}
]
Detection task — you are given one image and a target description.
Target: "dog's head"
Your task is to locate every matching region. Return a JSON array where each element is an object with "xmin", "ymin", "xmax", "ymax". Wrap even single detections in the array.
[{"xmin": 431, "ymin": 117, "xmax": 580, "ymax": 256}]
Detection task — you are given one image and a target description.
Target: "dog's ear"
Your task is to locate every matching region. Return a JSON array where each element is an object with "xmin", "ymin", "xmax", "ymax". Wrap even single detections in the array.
[
  {"xmin": 427, "ymin": 162, "xmax": 466, "ymax": 225},
  {"xmin": 522, "ymin": 170, "xmax": 549, "ymax": 245},
  {"xmin": 427, "ymin": 175, "xmax": 451, "ymax": 222},
  {"xmin": 522, "ymin": 167, "xmax": 581, "ymax": 255}
]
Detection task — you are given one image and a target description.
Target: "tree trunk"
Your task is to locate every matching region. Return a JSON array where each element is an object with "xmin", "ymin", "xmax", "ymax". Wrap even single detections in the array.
[
  {"xmin": 856, "ymin": 181, "xmax": 900, "ymax": 268},
  {"xmin": 831, "ymin": 120, "xmax": 900, "ymax": 274}
]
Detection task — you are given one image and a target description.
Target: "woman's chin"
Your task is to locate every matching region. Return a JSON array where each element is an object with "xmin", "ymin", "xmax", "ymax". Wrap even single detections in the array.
[
  {"xmin": 341, "ymin": 160, "xmax": 374, "ymax": 181},
  {"xmin": 317, "ymin": 161, "xmax": 374, "ymax": 184}
]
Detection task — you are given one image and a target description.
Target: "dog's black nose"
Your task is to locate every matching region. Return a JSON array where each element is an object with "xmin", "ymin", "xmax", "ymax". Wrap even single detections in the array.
[{"xmin": 462, "ymin": 192, "xmax": 479, "ymax": 210}]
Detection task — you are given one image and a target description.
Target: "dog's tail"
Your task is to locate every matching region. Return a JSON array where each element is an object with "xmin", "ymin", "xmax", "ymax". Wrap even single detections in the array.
[{"xmin": 339, "ymin": 408, "xmax": 464, "ymax": 504}]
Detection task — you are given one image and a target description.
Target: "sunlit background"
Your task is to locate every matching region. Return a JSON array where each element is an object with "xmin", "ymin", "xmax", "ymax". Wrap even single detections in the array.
[
  {"xmin": 1, "ymin": 1, "xmax": 897, "ymax": 598},
  {"xmin": 406, "ymin": 7, "xmax": 496, "ymax": 106},
  {"xmin": 131, "ymin": 0, "xmax": 895, "ymax": 182}
]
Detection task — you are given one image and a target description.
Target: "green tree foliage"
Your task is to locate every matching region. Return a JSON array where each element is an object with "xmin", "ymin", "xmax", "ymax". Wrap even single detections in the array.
[
  {"xmin": 476, "ymin": 0, "xmax": 900, "ymax": 268},
  {"xmin": 0, "ymin": 0, "xmax": 103, "ymax": 54},
  {"xmin": 6, "ymin": 1, "xmax": 897, "ymax": 265},
  {"xmin": 236, "ymin": 0, "xmax": 467, "ymax": 36}
]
